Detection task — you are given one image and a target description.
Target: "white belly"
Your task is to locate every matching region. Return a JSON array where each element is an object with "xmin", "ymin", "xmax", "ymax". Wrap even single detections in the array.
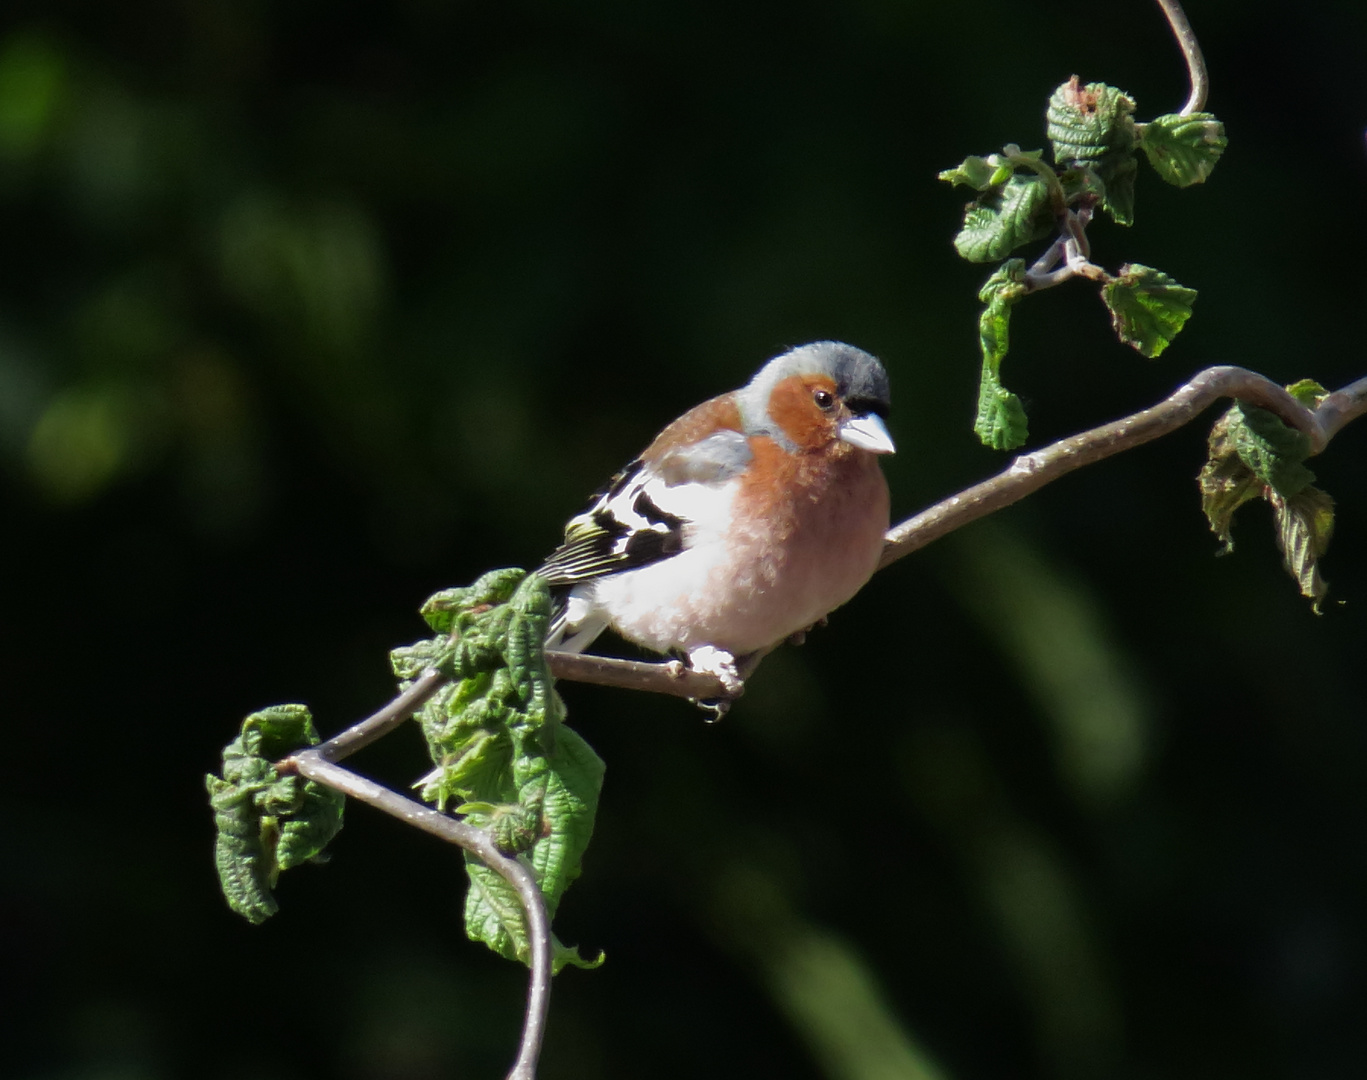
[{"xmin": 584, "ymin": 463, "xmax": 888, "ymax": 656}]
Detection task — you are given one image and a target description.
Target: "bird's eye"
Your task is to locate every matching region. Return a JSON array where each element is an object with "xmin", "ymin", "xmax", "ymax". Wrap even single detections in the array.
[{"xmin": 812, "ymin": 389, "xmax": 836, "ymax": 410}]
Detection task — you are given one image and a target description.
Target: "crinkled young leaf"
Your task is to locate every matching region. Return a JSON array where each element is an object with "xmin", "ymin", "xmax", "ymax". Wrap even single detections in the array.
[
  {"xmin": 1046, "ymin": 77, "xmax": 1140, "ymax": 225},
  {"xmin": 518, "ymin": 726, "xmax": 603, "ymax": 912},
  {"xmin": 1096, "ymin": 154, "xmax": 1137, "ymax": 227},
  {"xmin": 239, "ymin": 703, "xmax": 319, "ymax": 760},
  {"xmin": 505, "ymin": 573, "xmax": 556, "ymax": 719},
  {"xmin": 1231, "ymin": 402, "xmax": 1316, "ymax": 498},
  {"xmin": 420, "ymin": 568, "xmax": 527, "ymax": 633},
  {"xmin": 276, "ymin": 780, "xmax": 345, "ymax": 871},
  {"xmin": 1139, "ymin": 113, "xmax": 1227, "ymax": 186},
  {"xmin": 398, "ymin": 570, "xmax": 605, "ymax": 970},
  {"xmin": 953, "ymin": 174, "xmax": 1053, "ymax": 263},
  {"xmin": 1046, "ymin": 77, "xmax": 1137, "ymax": 163},
  {"xmin": 462, "ymin": 725, "xmax": 606, "ymax": 971},
  {"xmin": 1198, "ymin": 407, "xmax": 1264, "ymax": 553},
  {"xmin": 418, "ymin": 718, "xmax": 514, "ymax": 810},
  {"xmin": 207, "ymin": 774, "xmax": 282, "ymax": 925},
  {"xmin": 973, "ymin": 260, "xmax": 1030, "ymax": 450},
  {"xmin": 1057, "ymin": 163, "xmax": 1106, "ymax": 207},
  {"xmin": 463, "ymin": 857, "xmax": 605, "ymax": 973},
  {"xmin": 938, "ymin": 155, "xmax": 1001, "ymax": 191},
  {"xmin": 1198, "ymin": 393, "xmax": 1334, "ymax": 607},
  {"xmin": 1100, "ymin": 263, "xmax": 1196, "ymax": 357},
  {"xmin": 460, "ymin": 725, "xmax": 604, "ymax": 968},
  {"xmin": 1272, "ymin": 486, "xmax": 1335, "ymax": 611},
  {"xmin": 462, "ymin": 800, "xmax": 545, "ymax": 855},
  {"xmin": 1286, "ymin": 379, "xmax": 1329, "ymax": 408},
  {"xmin": 390, "ymin": 636, "xmax": 452, "ymax": 682},
  {"xmin": 206, "ymin": 704, "xmax": 344, "ymax": 924}
]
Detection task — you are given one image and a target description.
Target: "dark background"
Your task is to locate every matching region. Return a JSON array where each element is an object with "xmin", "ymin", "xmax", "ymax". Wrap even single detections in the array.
[{"xmin": 3, "ymin": 2, "xmax": 1366, "ymax": 1078}]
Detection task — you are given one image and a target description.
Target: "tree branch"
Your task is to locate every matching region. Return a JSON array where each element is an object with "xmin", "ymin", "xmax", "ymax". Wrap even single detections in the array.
[
  {"xmin": 282, "ymin": 751, "xmax": 552, "ymax": 1080},
  {"xmin": 879, "ymin": 365, "xmax": 1339, "ymax": 569},
  {"xmin": 544, "ymin": 650, "xmax": 724, "ymax": 701},
  {"xmin": 312, "ymin": 667, "xmax": 448, "ymax": 762},
  {"xmin": 1155, "ymin": 0, "xmax": 1209, "ymax": 115}
]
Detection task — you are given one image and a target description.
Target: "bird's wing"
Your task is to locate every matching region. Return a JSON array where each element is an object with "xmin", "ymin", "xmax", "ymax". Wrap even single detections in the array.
[{"xmin": 537, "ymin": 429, "xmax": 751, "ymax": 587}]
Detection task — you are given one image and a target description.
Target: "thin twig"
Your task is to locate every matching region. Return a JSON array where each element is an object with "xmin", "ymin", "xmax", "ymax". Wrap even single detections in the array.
[
  {"xmin": 1311, "ymin": 375, "xmax": 1367, "ymax": 447},
  {"xmin": 313, "ymin": 667, "xmax": 447, "ymax": 762},
  {"xmin": 545, "ymin": 650, "xmax": 726, "ymax": 701},
  {"xmin": 880, "ymin": 365, "xmax": 1318, "ymax": 568},
  {"xmin": 1023, "ymin": 208, "xmax": 1104, "ymax": 291},
  {"xmin": 1155, "ymin": 0, "xmax": 1209, "ymax": 114},
  {"xmin": 284, "ymin": 753, "xmax": 552, "ymax": 1080}
]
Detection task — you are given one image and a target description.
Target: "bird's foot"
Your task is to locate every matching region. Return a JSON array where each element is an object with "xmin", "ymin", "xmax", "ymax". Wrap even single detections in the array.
[
  {"xmin": 686, "ymin": 645, "xmax": 744, "ymax": 696},
  {"xmin": 686, "ymin": 645, "xmax": 744, "ymax": 722}
]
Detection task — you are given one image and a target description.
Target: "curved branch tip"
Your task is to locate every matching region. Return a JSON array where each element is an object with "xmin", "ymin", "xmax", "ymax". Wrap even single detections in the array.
[{"xmin": 1155, "ymin": 0, "xmax": 1209, "ymax": 114}]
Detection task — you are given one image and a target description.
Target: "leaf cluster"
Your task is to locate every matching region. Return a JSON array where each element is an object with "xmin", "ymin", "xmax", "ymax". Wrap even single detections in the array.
[
  {"xmin": 205, "ymin": 705, "xmax": 345, "ymax": 925},
  {"xmin": 941, "ymin": 77, "xmax": 1226, "ymax": 449},
  {"xmin": 392, "ymin": 569, "xmax": 605, "ymax": 972}
]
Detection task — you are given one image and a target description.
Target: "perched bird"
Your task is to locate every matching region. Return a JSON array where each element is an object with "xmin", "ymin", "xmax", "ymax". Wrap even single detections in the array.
[{"xmin": 539, "ymin": 340, "xmax": 894, "ymax": 702}]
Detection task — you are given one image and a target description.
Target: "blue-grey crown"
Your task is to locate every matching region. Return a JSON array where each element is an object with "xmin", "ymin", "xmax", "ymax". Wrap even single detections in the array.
[{"xmin": 737, "ymin": 341, "xmax": 891, "ymax": 445}]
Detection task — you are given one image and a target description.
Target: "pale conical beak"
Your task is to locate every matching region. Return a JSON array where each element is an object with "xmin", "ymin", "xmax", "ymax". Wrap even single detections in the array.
[{"xmin": 839, "ymin": 412, "xmax": 895, "ymax": 454}]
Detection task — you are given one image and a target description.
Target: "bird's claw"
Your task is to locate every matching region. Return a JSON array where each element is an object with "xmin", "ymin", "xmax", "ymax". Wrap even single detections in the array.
[{"xmin": 685, "ymin": 645, "xmax": 744, "ymax": 720}]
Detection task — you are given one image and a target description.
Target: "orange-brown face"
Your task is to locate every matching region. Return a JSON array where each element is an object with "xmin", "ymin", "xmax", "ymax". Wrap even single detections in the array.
[{"xmin": 765, "ymin": 373, "xmax": 847, "ymax": 452}]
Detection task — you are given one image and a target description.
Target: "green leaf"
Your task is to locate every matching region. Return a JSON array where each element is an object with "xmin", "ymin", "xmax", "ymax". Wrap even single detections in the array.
[
  {"xmin": 1057, "ymin": 164, "xmax": 1106, "ymax": 206},
  {"xmin": 1286, "ymin": 379, "xmax": 1329, "ymax": 407},
  {"xmin": 1046, "ymin": 77, "xmax": 1137, "ymax": 163},
  {"xmin": 276, "ymin": 778, "xmax": 345, "ymax": 870},
  {"xmin": 518, "ymin": 725, "xmax": 604, "ymax": 914},
  {"xmin": 206, "ymin": 704, "xmax": 344, "ymax": 924},
  {"xmin": 1230, "ymin": 401, "xmax": 1316, "ymax": 498},
  {"xmin": 1100, "ymin": 263, "xmax": 1196, "ymax": 357},
  {"xmin": 418, "ymin": 718, "xmax": 514, "ymax": 810},
  {"xmin": 938, "ymin": 155, "xmax": 1000, "ymax": 191},
  {"xmin": 1197, "ymin": 394, "xmax": 1333, "ymax": 608},
  {"xmin": 1273, "ymin": 485, "xmax": 1335, "ymax": 611},
  {"xmin": 463, "ymin": 800, "xmax": 544, "ymax": 855},
  {"xmin": 462, "ymin": 857, "xmax": 604, "ymax": 973},
  {"xmin": 461, "ymin": 726, "xmax": 605, "ymax": 969},
  {"xmin": 505, "ymin": 573, "xmax": 556, "ymax": 716},
  {"xmin": 973, "ymin": 260, "xmax": 1030, "ymax": 450},
  {"xmin": 1096, "ymin": 154, "xmax": 1137, "ymax": 227},
  {"xmin": 1138, "ymin": 113, "xmax": 1227, "ymax": 186},
  {"xmin": 420, "ymin": 568, "xmax": 527, "ymax": 633},
  {"xmin": 1198, "ymin": 407, "xmax": 1266, "ymax": 553},
  {"xmin": 953, "ymin": 174, "xmax": 1054, "ymax": 263},
  {"xmin": 399, "ymin": 570, "xmax": 605, "ymax": 970},
  {"xmin": 1046, "ymin": 78, "xmax": 1141, "ymax": 225}
]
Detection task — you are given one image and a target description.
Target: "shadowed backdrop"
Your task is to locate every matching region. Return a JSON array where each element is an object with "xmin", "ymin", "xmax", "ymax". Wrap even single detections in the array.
[{"xmin": 2, "ymin": 2, "xmax": 1366, "ymax": 1078}]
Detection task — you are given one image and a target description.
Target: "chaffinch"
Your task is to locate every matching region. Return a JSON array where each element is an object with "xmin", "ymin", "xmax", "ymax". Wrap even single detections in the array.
[{"xmin": 539, "ymin": 340, "xmax": 894, "ymax": 703}]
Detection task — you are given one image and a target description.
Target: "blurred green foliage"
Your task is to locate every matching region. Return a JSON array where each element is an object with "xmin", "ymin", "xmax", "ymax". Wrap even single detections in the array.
[{"xmin": 3, "ymin": 3, "xmax": 1367, "ymax": 1080}]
